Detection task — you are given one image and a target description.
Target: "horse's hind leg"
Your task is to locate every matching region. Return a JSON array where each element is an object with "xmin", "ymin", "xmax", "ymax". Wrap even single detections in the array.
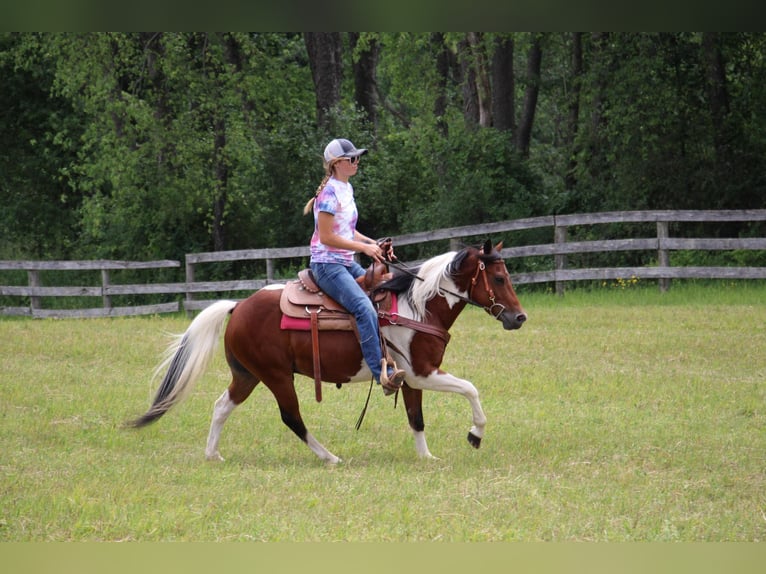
[
  {"xmin": 205, "ymin": 360, "xmax": 259, "ymax": 462},
  {"xmin": 268, "ymin": 377, "xmax": 341, "ymax": 465},
  {"xmin": 205, "ymin": 389, "xmax": 237, "ymax": 461}
]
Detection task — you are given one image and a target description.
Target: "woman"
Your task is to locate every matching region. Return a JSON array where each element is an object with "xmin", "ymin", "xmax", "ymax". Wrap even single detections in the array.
[{"xmin": 303, "ymin": 138, "xmax": 405, "ymax": 395}]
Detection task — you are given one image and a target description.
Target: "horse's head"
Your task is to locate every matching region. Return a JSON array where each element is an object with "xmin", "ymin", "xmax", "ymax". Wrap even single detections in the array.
[{"xmin": 450, "ymin": 239, "xmax": 527, "ymax": 330}]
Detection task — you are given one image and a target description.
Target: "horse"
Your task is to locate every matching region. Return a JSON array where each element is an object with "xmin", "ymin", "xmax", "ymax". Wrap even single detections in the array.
[{"xmin": 128, "ymin": 240, "xmax": 527, "ymax": 464}]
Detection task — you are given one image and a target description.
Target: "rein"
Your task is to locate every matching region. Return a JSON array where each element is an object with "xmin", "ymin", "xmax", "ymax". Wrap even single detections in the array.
[{"xmin": 386, "ymin": 256, "xmax": 506, "ymax": 320}]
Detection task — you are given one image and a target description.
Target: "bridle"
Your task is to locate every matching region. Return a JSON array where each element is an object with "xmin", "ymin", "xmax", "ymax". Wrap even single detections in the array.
[
  {"xmin": 465, "ymin": 258, "xmax": 507, "ymax": 320},
  {"xmin": 386, "ymin": 251, "xmax": 508, "ymax": 320}
]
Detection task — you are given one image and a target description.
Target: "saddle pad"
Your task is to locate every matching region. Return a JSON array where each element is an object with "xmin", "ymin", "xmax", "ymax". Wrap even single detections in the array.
[{"xmin": 280, "ymin": 293, "xmax": 398, "ymax": 331}]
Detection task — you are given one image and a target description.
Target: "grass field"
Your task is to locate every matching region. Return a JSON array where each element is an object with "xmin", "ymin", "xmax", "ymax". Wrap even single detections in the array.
[{"xmin": 1, "ymin": 282, "xmax": 765, "ymax": 541}]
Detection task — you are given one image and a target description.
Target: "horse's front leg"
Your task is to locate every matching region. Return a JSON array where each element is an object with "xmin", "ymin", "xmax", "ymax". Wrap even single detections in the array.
[
  {"xmin": 419, "ymin": 370, "xmax": 487, "ymax": 449},
  {"xmin": 401, "ymin": 385, "xmax": 437, "ymax": 459}
]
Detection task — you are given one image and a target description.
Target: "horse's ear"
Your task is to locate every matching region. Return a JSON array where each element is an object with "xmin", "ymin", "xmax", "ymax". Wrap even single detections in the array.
[
  {"xmin": 494, "ymin": 241, "xmax": 503, "ymax": 251},
  {"xmin": 482, "ymin": 239, "xmax": 492, "ymax": 254}
]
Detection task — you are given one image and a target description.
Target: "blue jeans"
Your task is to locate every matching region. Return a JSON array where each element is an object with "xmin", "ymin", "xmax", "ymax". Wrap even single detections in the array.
[{"xmin": 310, "ymin": 261, "xmax": 384, "ymax": 382}]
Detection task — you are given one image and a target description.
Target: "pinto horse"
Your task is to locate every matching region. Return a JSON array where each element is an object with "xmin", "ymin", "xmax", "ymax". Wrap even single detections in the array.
[{"xmin": 129, "ymin": 240, "xmax": 526, "ymax": 463}]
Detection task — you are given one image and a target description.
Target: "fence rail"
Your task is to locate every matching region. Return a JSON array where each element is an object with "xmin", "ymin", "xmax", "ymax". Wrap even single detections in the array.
[{"xmin": 2, "ymin": 209, "xmax": 765, "ymax": 318}]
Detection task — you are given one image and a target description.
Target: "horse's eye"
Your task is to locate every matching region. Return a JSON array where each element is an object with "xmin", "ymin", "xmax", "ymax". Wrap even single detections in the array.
[{"xmin": 493, "ymin": 276, "xmax": 505, "ymax": 285}]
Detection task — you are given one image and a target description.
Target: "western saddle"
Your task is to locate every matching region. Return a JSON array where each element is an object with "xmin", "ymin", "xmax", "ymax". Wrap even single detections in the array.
[{"xmin": 279, "ymin": 262, "xmax": 394, "ymax": 402}]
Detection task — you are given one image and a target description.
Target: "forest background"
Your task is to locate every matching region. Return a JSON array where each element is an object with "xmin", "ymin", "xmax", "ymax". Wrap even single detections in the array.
[{"xmin": 2, "ymin": 32, "xmax": 765, "ymax": 273}]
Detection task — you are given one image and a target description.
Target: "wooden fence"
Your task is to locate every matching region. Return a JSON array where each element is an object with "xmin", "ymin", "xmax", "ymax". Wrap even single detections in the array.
[
  {"xmin": 0, "ymin": 260, "xmax": 181, "ymax": 318},
  {"xmin": 2, "ymin": 209, "xmax": 765, "ymax": 318}
]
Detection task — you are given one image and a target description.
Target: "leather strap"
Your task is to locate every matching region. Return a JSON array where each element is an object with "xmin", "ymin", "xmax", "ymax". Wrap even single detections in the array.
[
  {"xmin": 378, "ymin": 311, "xmax": 451, "ymax": 344},
  {"xmin": 309, "ymin": 308, "xmax": 322, "ymax": 402}
]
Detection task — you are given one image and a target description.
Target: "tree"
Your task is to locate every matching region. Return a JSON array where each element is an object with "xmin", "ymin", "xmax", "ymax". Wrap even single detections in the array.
[
  {"xmin": 432, "ymin": 32, "xmax": 452, "ymax": 137},
  {"xmin": 0, "ymin": 33, "xmax": 83, "ymax": 258},
  {"xmin": 564, "ymin": 32, "xmax": 583, "ymax": 193},
  {"xmin": 349, "ymin": 32, "xmax": 379, "ymax": 130},
  {"xmin": 515, "ymin": 33, "xmax": 542, "ymax": 157},
  {"xmin": 467, "ymin": 32, "xmax": 492, "ymax": 128},
  {"xmin": 491, "ymin": 34, "xmax": 515, "ymax": 133},
  {"xmin": 4, "ymin": 31, "xmax": 766, "ymax": 267},
  {"xmin": 304, "ymin": 32, "xmax": 343, "ymax": 129}
]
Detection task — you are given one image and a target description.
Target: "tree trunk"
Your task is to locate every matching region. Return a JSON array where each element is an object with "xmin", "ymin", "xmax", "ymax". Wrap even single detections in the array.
[
  {"xmin": 468, "ymin": 32, "xmax": 492, "ymax": 127},
  {"xmin": 432, "ymin": 32, "xmax": 451, "ymax": 137},
  {"xmin": 223, "ymin": 32, "xmax": 256, "ymax": 122},
  {"xmin": 491, "ymin": 34, "xmax": 515, "ymax": 133},
  {"xmin": 457, "ymin": 36, "xmax": 480, "ymax": 128},
  {"xmin": 590, "ymin": 32, "xmax": 609, "ymax": 139},
  {"xmin": 515, "ymin": 33, "xmax": 542, "ymax": 157},
  {"xmin": 304, "ymin": 32, "xmax": 343, "ymax": 129},
  {"xmin": 702, "ymin": 32, "xmax": 730, "ymax": 160},
  {"xmin": 349, "ymin": 32, "xmax": 379, "ymax": 130},
  {"xmin": 565, "ymin": 32, "xmax": 583, "ymax": 191},
  {"xmin": 107, "ymin": 35, "xmax": 127, "ymax": 141},
  {"xmin": 139, "ymin": 32, "xmax": 173, "ymax": 165},
  {"xmin": 212, "ymin": 117, "xmax": 227, "ymax": 252}
]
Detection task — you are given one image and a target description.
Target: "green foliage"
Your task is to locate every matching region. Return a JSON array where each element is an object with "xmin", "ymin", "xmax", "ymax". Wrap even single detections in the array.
[
  {"xmin": 565, "ymin": 33, "xmax": 766, "ymax": 215},
  {"xmin": 0, "ymin": 33, "xmax": 85, "ymax": 258},
  {"xmin": 2, "ymin": 32, "xmax": 766, "ymax": 262}
]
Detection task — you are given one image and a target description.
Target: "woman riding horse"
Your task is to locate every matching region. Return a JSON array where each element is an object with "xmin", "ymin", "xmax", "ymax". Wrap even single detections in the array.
[
  {"xmin": 129, "ymin": 239, "xmax": 527, "ymax": 464},
  {"xmin": 303, "ymin": 138, "xmax": 405, "ymax": 395}
]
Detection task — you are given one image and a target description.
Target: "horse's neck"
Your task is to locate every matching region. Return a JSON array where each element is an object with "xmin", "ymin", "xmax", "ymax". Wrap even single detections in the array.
[{"xmin": 425, "ymin": 296, "xmax": 466, "ymax": 332}]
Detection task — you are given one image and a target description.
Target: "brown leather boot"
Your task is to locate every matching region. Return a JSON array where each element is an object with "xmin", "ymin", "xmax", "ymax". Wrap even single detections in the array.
[{"xmin": 380, "ymin": 359, "xmax": 405, "ymax": 396}]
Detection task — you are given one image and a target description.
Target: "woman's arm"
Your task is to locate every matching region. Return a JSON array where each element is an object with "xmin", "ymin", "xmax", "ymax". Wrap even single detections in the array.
[
  {"xmin": 317, "ymin": 212, "xmax": 383, "ymax": 261},
  {"xmin": 353, "ymin": 229, "xmax": 376, "ymax": 245}
]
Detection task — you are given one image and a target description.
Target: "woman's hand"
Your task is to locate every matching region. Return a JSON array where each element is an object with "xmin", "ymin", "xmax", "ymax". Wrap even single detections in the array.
[
  {"xmin": 359, "ymin": 241, "xmax": 384, "ymax": 263},
  {"xmin": 376, "ymin": 237, "xmax": 396, "ymax": 261}
]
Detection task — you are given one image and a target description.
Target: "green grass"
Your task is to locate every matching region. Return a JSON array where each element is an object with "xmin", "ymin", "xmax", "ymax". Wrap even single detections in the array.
[{"xmin": 1, "ymin": 282, "xmax": 765, "ymax": 541}]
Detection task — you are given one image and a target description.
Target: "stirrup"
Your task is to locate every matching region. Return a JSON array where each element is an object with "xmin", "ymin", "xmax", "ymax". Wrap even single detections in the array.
[{"xmin": 380, "ymin": 358, "xmax": 405, "ymax": 396}]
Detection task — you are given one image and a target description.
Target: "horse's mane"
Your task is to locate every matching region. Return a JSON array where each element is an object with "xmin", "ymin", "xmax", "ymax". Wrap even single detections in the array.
[
  {"xmin": 409, "ymin": 252, "xmax": 457, "ymax": 319},
  {"xmin": 379, "ymin": 251, "xmax": 458, "ymax": 322},
  {"xmin": 379, "ymin": 242, "xmax": 502, "ymax": 321}
]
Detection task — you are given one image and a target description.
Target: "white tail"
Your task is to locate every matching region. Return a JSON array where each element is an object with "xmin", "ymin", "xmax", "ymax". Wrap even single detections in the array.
[{"xmin": 129, "ymin": 300, "xmax": 237, "ymax": 427}]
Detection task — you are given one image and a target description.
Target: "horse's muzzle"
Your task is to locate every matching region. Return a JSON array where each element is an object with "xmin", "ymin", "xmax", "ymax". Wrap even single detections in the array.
[{"xmin": 500, "ymin": 311, "xmax": 527, "ymax": 330}]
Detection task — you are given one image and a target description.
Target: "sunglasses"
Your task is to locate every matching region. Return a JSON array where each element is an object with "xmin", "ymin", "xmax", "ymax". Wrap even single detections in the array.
[{"xmin": 346, "ymin": 156, "xmax": 360, "ymax": 165}]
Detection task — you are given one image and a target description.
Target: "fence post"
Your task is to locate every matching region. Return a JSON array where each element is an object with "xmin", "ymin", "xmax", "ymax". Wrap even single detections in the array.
[
  {"xmin": 266, "ymin": 258, "xmax": 274, "ymax": 283},
  {"xmin": 554, "ymin": 223, "xmax": 567, "ymax": 296},
  {"xmin": 101, "ymin": 269, "xmax": 112, "ymax": 311},
  {"xmin": 185, "ymin": 256, "xmax": 195, "ymax": 317},
  {"xmin": 27, "ymin": 270, "xmax": 41, "ymax": 313},
  {"xmin": 657, "ymin": 221, "xmax": 670, "ymax": 292}
]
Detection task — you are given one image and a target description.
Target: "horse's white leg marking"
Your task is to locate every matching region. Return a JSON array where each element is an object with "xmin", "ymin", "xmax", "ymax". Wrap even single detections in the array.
[
  {"xmin": 205, "ymin": 390, "xmax": 237, "ymax": 461},
  {"xmin": 416, "ymin": 371, "xmax": 487, "ymax": 440},
  {"xmin": 413, "ymin": 430, "xmax": 438, "ymax": 459},
  {"xmin": 305, "ymin": 432, "xmax": 341, "ymax": 465}
]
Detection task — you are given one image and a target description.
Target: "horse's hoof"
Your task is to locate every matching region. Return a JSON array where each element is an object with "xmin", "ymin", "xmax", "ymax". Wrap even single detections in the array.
[
  {"xmin": 467, "ymin": 432, "xmax": 482, "ymax": 449},
  {"xmin": 321, "ymin": 453, "xmax": 341, "ymax": 465},
  {"xmin": 419, "ymin": 452, "xmax": 440, "ymax": 461},
  {"xmin": 206, "ymin": 452, "xmax": 225, "ymax": 462}
]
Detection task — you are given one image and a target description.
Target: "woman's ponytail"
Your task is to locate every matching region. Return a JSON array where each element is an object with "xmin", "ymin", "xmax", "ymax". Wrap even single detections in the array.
[
  {"xmin": 303, "ymin": 166, "xmax": 334, "ymax": 215},
  {"xmin": 302, "ymin": 196, "xmax": 316, "ymax": 216}
]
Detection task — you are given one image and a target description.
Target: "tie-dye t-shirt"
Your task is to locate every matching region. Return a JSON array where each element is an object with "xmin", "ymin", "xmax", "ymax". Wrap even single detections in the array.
[{"xmin": 310, "ymin": 177, "xmax": 358, "ymax": 265}]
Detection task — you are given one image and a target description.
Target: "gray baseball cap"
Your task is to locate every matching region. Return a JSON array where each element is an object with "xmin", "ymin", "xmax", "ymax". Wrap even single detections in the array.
[{"xmin": 323, "ymin": 138, "xmax": 368, "ymax": 163}]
